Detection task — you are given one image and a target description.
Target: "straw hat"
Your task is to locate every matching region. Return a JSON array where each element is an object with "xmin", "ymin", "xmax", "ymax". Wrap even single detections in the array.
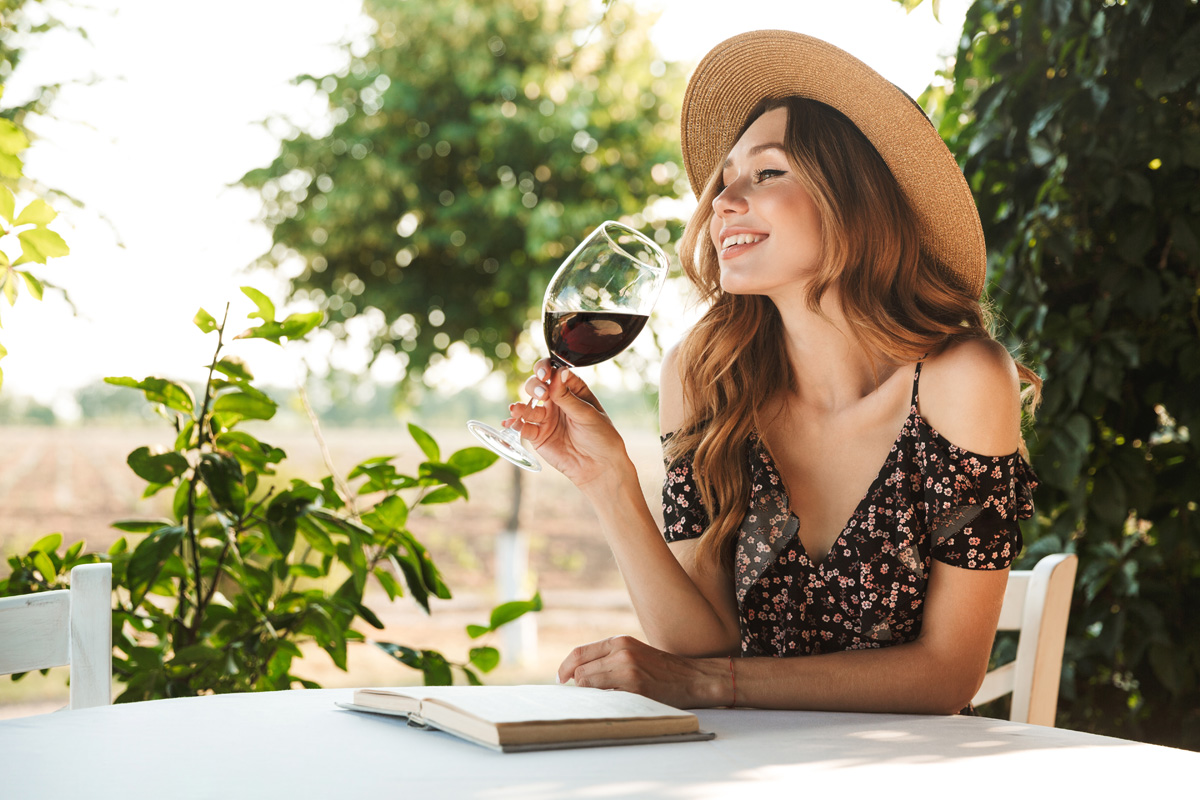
[{"xmin": 680, "ymin": 30, "xmax": 986, "ymax": 298}]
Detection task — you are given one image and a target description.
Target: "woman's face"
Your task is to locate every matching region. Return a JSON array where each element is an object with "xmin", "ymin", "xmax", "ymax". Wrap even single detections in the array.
[{"xmin": 709, "ymin": 107, "xmax": 823, "ymax": 298}]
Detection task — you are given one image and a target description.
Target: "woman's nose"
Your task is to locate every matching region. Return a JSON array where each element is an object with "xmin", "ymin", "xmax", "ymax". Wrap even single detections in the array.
[{"xmin": 712, "ymin": 180, "xmax": 748, "ymax": 215}]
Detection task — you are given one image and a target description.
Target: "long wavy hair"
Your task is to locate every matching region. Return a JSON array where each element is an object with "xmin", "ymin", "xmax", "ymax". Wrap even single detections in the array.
[{"xmin": 666, "ymin": 96, "xmax": 1041, "ymax": 571}]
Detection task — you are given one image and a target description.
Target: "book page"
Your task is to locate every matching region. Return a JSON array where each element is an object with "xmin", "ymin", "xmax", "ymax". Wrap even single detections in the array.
[{"xmin": 415, "ymin": 685, "xmax": 693, "ymax": 725}]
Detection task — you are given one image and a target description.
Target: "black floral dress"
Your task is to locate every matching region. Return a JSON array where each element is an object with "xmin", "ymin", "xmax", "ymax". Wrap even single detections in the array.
[{"xmin": 661, "ymin": 362, "xmax": 1037, "ymax": 658}]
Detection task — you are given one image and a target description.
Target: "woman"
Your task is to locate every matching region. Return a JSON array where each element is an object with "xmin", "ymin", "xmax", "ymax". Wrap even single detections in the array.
[{"xmin": 503, "ymin": 31, "xmax": 1039, "ymax": 715}]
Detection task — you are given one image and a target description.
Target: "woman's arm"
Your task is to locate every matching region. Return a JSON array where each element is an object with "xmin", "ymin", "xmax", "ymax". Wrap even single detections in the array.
[
  {"xmin": 506, "ymin": 351, "xmax": 739, "ymax": 656},
  {"xmin": 558, "ymin": 560, "xmax": 1007, "ymax": 714}
]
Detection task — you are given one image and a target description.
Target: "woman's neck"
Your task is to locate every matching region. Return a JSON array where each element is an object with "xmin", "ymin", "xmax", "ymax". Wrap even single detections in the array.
[{"xmin": 770, "ymin": 285, "xmax": 900, "ymax": 413}]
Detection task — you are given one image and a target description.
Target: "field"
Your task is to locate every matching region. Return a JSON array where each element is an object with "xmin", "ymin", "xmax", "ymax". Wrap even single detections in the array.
[{"xmin": 0, "ymin": 422, "xmax": 667, "ymax": 717}]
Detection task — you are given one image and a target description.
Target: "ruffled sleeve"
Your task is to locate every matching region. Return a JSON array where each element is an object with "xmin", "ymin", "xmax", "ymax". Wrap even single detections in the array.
[
  {"xmin": 919, "ymin": 428, "xmax": 1038, "ymax": 570},
  {"xmin": 660, "ymin": 434, "xmax": 707, "ymax": 543}
]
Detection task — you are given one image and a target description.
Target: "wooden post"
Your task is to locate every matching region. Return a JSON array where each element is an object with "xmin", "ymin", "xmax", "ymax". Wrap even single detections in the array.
[{"xmin": 496, "ymin": 464, "xmax": 536, "ymax": 666}]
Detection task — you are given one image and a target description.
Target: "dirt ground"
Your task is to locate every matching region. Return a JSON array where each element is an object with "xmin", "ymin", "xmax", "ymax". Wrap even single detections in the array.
[{"xmin": 0, "ymin": 423, "xmax": 668, "ymax": 718}]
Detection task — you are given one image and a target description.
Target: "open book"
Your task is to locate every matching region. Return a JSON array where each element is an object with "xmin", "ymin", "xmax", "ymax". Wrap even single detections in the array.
[{"xmin": 337, "ymin": 684, "xmax": 715, "ymax": 753}]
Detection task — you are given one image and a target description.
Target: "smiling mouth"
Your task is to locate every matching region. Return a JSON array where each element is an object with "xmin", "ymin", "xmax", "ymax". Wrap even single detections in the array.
[{"xmin": 719, "ymin": 233, "xmax": 767, "ymax": 257}]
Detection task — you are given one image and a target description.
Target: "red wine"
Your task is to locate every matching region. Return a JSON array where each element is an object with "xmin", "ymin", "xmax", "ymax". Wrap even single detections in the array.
[{"xmin": 544, "ymin": 310, "xmax": 649, "ymax": 368}]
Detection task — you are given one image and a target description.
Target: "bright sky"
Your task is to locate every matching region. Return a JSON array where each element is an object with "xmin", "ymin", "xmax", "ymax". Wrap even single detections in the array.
[{"xmin": 0, "ymin": 0, "xmax": 968, "ymax": 417}]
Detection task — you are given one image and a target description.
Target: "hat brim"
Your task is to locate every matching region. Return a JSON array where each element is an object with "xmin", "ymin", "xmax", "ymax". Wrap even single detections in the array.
[{"xmin": 681, "ymin": 30, "xmax": 985, "ymax": 298}]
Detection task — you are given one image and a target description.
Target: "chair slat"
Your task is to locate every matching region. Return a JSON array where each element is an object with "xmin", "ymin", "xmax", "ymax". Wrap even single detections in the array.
[
  {"xmin": 0, "ymin": 591, "xmax": 71, "ymax": 674},
  {"xmin": 995, "ymin": 572, "xmax": 1029, "ymax": 630},
  {"xmin": 974, "ymin": 662, "xmax": 1015, "ymax": 706}
]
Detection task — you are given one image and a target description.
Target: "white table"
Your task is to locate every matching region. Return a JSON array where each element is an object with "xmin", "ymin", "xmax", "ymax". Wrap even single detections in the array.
[{"xmin": 1, "ymin": 688, "xmax": 1195, "ymax": 799}]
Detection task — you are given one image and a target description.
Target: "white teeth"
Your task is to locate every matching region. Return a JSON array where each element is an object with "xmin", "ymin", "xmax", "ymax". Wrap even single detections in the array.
[{"xmin": 721, "ymin": 233, "xmax": 764, "ymax": 249}]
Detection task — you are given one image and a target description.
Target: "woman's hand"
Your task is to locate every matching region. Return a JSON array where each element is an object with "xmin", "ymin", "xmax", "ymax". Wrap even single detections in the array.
[
  {"xmin": 504, "ymin": 358, "xmax": 633, "ymax": 492},
  {"xmin": 556, "ymin": 635, "xmax": 730, "ymax": 710}
]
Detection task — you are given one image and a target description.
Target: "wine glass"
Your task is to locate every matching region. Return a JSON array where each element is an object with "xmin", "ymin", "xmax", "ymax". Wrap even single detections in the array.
[{"xmin": 467, "ymin": 220, "xmax": 670, "ymax": 472}]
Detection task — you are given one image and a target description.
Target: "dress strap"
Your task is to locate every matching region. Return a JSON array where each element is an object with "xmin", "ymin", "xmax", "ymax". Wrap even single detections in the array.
[{"xmin": 911, "ymin": 360, "xmax": 924, "ymax": 407}]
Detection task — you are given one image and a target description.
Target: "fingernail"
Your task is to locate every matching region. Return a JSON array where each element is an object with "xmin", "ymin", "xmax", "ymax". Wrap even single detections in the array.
[
  {"xmin": 508, "ymin": 403, "xmax": 516, "ymax": 411},
  {"xmin": 555, "ymin": 673, "xmax": 562, "ymax": 685},
  {"xmin": 536, "ymin": 367, "xmax": 546, "ymax": 379},
  {"xmin": 533, "ymin": 385, "xmax": 546, "ymax": 398},
  {"xmin": 561, "ymin": 368, "xmax": 572, "ymax": 381}
]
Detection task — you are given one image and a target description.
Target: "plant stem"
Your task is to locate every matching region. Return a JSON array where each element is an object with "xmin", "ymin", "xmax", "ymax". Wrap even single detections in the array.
[
  {"xmin": 183, "ymin": 303, "xmax": 229, "ymax": 642},
  {"xmin": 298, "ymin": 380, "xmax": 358, "ymax": 517}
]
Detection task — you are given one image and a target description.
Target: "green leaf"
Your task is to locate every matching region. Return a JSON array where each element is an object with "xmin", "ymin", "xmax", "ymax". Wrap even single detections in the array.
[
  {"xmin": 468, "ymin": 646, "xmax": 500, "ymax": 673},
  {"xmin": 18, "ymin": 271, "xmax": 43, "ymax": 301},
  {"xmin": 466, "ymin": 624, "xmax": 490, "ymax": 639},
  {"xmin": 32, "ymin": 551, "xmax": 56, "ymax": 581},
  {"xmin": 488, "ymin": 592, "xmax": 543, "ymax": 630},
  {"xmin": 288, "ymin": 563, "xmax": 322, "ymax": 578},
  {"xmin": 104, "ymin": 376, "xmax": 195, "ymax": 415},
  {"xmin": 213, "ymin": 356, "xmax": 253, "ymax": 382},
  {"xmin": 215, "ymin": 431, "xmax": 285, "ymax": 472},
  {"xmin": 173, "ymin": 644, "xmax": 220, "ymax": 664},
  {"xmin": 2, "ymin": 270, "xmax": 17, "ymax": 304},
  {"xmin": 418, "ymin": 462, "xmax": 468, "ymax": 500},
  {"xmin": 63, "ymin": 541, "xmax": 85, "ymax": 564},
  {"xmin": 267, "ymin": 488, "xmax": 314, "ymax": 557},
  {"xmin": 279, "ymin": 311, "xmax": 323, "ymax": 339},
  {"xmin": 198, "ymin": 452, "xmax": 247, "ymax": 516},
  {"xmin": 126, "ymin": 446, "xmax": 190, "ymax": 484},
  {"xmin": 165, "ymin": 485, "xmax": 189, "ymax": 528},
  {"xmin": 112, "ymin": 520, "xmax": 172, "ymax": 534},
  {"xmin": 212, "ymin": 390, "xmax": 277, "ymax": 421},
  {"xmin": 447, "ymin": 447, "xmax": 499, "ymax": 477},
  {"xmin": 374, "ymin": 641, "xmax": 423, "ymax": 669},
  {"xmin": 420, "ymin": 651, "xmax": 453, "ymax": 686},
  {"xmin": 361, "ymin": 494, "xmax": 408, "ymax": 532},
  {"xmin": 373, "ymin": 566, "xmax": 403, "ymax": 600},
  {"xmin": 0, "ymin": 184, "xmax": 13, "ymax": 222},
  {"xmin": 31, "ymin": 533, "xmax": 62, "ymax": 554},
  {"xmin": 194, "ymin": 308, "xmax": 218, "ymax": 333},
  {"xmin": 125, "ymin": 526, "xmax": 184, "ymax": 602},
  {"xmin": 15, "ymin": 227, "xmax": 69, "ymax": 264},
  {"xmin": 108, "ymin": 537, "xmax": 128, "ymax": 556},
  {"xmin": 297, "ymin": 516, "xmax": 336, "ymax": 556},
  {"xmin": 408, "ymin": 423, "xmax": 440, "ymax": 461},
  {"xmin": 14, "ymin": 198, "xmax": 56, "ymax": 227},
  {"xmin": 241, "ymin": 286, "xmax": 275, "ymax": 322},
  {"xmin": 418, "ymin": 485, "xmax": 461, "ymax": 505}
]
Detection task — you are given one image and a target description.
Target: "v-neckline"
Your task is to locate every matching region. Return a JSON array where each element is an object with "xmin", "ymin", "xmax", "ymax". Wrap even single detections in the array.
[{"xmin": 752, "ymin": 364, "xmax": 923, "ymax": 570}]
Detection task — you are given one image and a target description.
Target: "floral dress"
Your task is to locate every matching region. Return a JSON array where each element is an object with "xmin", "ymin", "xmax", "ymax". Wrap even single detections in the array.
[{"xmin": 661, "ymin": 362, "xmax": 1037, "ymax": 658}]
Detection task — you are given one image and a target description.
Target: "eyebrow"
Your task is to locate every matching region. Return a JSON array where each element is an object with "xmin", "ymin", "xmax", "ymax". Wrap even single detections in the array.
[{"xmin": 722, "ymin": 142, "xmax": 788, "ymax": 169}]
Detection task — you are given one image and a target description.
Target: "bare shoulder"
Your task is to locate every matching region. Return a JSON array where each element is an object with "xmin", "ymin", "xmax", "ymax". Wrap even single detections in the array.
[
  {"xmin": 659, "ymin": 343, "xmax": 688, "ymax": 436},
  {"xmin": 919, "ymin": 338, "xmax": 1021, "ymax": 456}
]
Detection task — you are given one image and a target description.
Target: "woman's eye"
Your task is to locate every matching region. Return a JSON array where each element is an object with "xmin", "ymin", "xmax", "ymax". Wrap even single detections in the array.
[{"xmin": 754, "ymin": 169, "xmax": 784, "ymax": 182}]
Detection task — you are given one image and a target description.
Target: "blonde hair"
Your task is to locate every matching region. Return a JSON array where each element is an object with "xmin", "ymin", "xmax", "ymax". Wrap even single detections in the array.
[{"xmin": 666, "ymin": 96, "xmax": 1041, "ymax": 570}]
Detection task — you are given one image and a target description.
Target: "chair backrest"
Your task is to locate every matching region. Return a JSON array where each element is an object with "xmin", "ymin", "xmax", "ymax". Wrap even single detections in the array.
[
  {"xmin": 0, "ymin": 562, "xmax": 113, "ymax": 710},
  {"xmin": 973, "ymin": 552, "xmax": 1078, "ymax": 726}
]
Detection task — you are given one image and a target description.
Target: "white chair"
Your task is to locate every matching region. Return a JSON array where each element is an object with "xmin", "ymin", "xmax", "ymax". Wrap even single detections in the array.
[
  {"xmin": 973, "ymin": 552, "xmax": 1078, "ymax": 726},
  {"xmin": 0, "ymin": 562, "xmax": 113, "ymax": 709}
]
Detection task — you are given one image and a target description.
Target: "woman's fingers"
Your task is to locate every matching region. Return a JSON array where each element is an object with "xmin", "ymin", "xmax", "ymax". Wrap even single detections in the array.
[
  {"xmin": 557, "ymin": 635, "xmax": 637, "ymax": 684},
  {"xmin": 555, "ymin": 368, "xmax": 606, "ymax": 414}
]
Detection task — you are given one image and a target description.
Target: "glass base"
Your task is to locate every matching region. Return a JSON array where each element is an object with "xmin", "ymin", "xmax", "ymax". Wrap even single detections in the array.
[{"xmin": 466, "ymin": 420, "xmax": 542, "ymax": 472}]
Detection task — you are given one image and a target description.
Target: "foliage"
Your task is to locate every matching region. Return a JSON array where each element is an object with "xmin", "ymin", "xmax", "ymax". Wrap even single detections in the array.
[
  {"xmin": 240, "ymin": 0, "xmax": 686, "ymax": 387},
  {"xmin": 1, "ymin": 290, "xmax": 536, "ymax": 698},
  {"xmin": 0, "ymin": 0, "xmax": 78, "ymax": 393},
  {"xmin": 908, "ymin": 0, "xmax": 1200, "ymax": 747}
]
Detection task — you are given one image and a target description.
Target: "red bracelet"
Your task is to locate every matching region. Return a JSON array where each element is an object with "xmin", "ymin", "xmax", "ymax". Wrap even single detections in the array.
[{"xmin": 728, "ymin": 655, "xmax": 737, "ymax": 708}]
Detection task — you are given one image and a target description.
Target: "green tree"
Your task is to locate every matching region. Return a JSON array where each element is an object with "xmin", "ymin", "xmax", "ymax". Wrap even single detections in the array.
[
  {"xmin": 0, "ymin": 0, "xmax": 76, "ymax": 391},
  {"xmin": 240, "ymin": 0, "xmax": 686, "ymax": 387},
  {"xmin": 905, "ymin": 0, "xmax": 1200, "ymax": 747}
]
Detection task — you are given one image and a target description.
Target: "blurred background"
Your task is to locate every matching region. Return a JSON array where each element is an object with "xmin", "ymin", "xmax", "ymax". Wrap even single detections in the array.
[{"xmin": 1, "ymin": 0, "xmax": 1197, "ymax": 750}]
